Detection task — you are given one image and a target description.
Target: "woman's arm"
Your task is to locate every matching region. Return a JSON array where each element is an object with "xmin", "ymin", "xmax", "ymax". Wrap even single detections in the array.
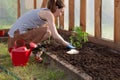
[{"xmin": 39, "ymin": 10, "xmax": 69, "ymax": 46}]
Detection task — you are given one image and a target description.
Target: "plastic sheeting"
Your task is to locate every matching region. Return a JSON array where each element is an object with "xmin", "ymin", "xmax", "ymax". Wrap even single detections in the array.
[{"xmin": 0, "ymin": 0, "xmax": 17, "ymax": 29}]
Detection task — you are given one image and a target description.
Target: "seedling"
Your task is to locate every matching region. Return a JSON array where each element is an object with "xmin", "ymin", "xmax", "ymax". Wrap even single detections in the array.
[{"xmin": 69, "ymin": 26, "xmax": 88, "ymax": 48}]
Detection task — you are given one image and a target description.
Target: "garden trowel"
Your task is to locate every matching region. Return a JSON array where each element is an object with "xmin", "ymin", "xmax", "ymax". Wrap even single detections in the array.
[{"xmin": 66, "ymin": 49, "xmax": 79, "ymax": 54}]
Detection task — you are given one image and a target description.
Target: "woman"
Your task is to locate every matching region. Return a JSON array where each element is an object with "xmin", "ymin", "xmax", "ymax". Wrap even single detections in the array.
[{"xmin": 8, "ymin": 0, "xmax": 75, "ymax": 62}]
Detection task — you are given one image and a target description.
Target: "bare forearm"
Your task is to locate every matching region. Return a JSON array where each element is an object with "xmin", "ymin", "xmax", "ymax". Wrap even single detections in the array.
[{"xmin": 52, "ymin": 34, "xmax": 69, "ymax": 46}]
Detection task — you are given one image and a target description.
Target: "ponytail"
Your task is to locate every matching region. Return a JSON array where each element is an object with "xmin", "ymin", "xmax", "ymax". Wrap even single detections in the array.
[{"xmin": 47, "ymin": 0, "xmax": 65, "ymax": 13}]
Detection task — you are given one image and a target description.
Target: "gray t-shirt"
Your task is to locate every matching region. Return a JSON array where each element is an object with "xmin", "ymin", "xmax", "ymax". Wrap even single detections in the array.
[{"xmin": 8, "ymin": 8, "xmax": 48, "ymax": 38}]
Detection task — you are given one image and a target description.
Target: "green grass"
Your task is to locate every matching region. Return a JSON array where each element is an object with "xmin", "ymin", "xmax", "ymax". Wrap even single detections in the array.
[
  {"xmin": 0, "ymin": 25, "xmax": 11, "ymax": 29},
  {"xmin": 0, "ymin": 42, "xmax": 65, "ymax": 80}
]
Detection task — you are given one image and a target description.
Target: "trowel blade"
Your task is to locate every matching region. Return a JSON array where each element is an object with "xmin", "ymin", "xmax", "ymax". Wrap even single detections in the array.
[{"xmin": 66, "ymin": 49, "xmax": 79, "ymax": 54}]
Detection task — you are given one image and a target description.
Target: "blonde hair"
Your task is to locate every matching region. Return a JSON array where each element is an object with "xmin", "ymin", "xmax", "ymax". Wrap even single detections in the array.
[{"xmin": 47, "ymin": 0, "xmax": 65, "ymax": 13}]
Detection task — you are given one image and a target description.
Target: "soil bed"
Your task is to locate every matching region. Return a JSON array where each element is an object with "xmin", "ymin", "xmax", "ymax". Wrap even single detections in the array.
[{"xmin": 42, "ymin": 29, "xmax": 120, "ymax": 80}]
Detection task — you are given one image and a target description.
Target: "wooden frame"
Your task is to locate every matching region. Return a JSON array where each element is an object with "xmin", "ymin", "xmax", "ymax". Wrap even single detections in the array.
[
  {"xmin": 88, "ymin": 36, "xmax": 120, "ymax": 51},
  {"xmin": 114, "ymin": 0, "xmax": 120, "ymax": 43},
  {"xmin": 34, "ymin": 0, "xmax": 37, "ymax": 9},
  {"xmin": 69, "ymin": 0, "xmax": 74, "ymax": 31},
  {"xmin": 94, "ymin": 0, "xmax": 102, "ymax": 38},
  {"xmin": 41, "ymin": 0, "xmax": 47, "ymax": 8},
  {"xmin": 59, "ymin": 0, "xmax": 64, "ymax": 29},
  {"xmin": 16, "ymin": 0, "xmax": 120, "ymax": 51},
  {"xmin": 17, "ymin": 0, "xmax": 20, "ymax": 18},
  {"xmin": 80, "ymin": 0, "xmax": 86, "ymax": 32}
]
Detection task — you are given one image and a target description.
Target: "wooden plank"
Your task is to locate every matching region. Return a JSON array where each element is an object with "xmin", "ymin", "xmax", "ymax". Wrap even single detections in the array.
[
  {"xmin": 114, "ymin": 0, "xmax": 120, "ymax": 43},
  {"xmin": 94, "ymin": 0, "xmax": 102, "ymax": 38},
  {"xmin": 59, "ymin": 16, "xmax": 64, "ymax": 29},
  {"xmin": 41, "ymin": 0, "xmax": 47, "ymax": 8},
  {"xmin": 59, "ymin": 0, "xmax": 64, "ymax": 29},
  {"xmin": 55, "ymin": 17, "xmax": 58, "ymax": 28},
  {"xmin": 80, "ymin": 0, "xmax": 86, "ymax": 32},
  {"xmin": 45, "ymin": 52, "xmax": 92, "ymax": 80},
  {"xmin": 69, "ymin": 0, "xmax": 74, "ymax": 31},
  {"xmin": 34, "ymin": 0, "xmax": 37, "ymax": 9},
  {"xmin": 0, "ymin": 37, "xmax": 8, "ymax": 42},
  {"xmin": 88, "ymin": 36, "xmax": 120, "ymax": 52},
  {"xmin": 17, "ymin": 0, "xmax": 20, "ymax": 18}
]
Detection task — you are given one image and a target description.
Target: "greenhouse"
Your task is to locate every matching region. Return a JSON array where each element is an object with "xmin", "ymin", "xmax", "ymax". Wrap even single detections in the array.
[{"xmin": 0, "ymin": 0, "xmax": 120, "ymax": 80}]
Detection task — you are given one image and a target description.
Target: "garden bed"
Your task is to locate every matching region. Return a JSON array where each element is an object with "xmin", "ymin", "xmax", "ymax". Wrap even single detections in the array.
[{"xmin": 42, "ymin": 29, "xmax": 120, "ymax": 80}]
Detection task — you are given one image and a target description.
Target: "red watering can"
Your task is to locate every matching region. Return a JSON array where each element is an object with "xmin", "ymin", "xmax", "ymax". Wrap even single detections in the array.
[{"xmin": 10, "ymin": 40, "xmax": 37, "ymax": 66}]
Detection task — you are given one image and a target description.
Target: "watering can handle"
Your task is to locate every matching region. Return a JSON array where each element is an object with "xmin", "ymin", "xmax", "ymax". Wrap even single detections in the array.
[
  {"xmin": 14, "ymin": 39, "xmax": 37, "ymax": 49},
  {"xmin": 14, "ymin": 39, "xmax": 25, "ymax": 48}
]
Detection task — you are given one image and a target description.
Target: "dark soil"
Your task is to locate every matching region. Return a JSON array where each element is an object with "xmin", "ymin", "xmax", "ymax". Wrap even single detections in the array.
[{"xmin": 42, "ymin": 29, "xmax": 120, "ymax": 80}]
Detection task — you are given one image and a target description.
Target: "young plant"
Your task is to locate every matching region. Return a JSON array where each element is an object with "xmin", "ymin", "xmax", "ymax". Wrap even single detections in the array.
[{"xmin": 69, "ymin": 26, "xmax": 88, "ymax": 48}]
